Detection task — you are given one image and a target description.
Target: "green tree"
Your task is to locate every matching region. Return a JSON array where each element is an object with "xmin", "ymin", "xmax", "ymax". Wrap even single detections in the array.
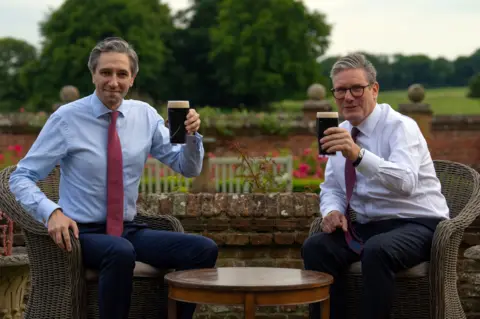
[
  {"xmin": 24, "ymin": 0, "xmax": 174, "ymax": 111},
  {"xmin": 0, "ymin": 38, "xmax": 37, "ymax": 111},
  {"xmin": 209, "ymin": 0, "xmax": 331, "ymax": 108},
  {"xmin": 166, "ymin": 0, "xmax": 226, "ymax": 107},
  {"xmin": 467, "ymin": 73, "xmax": 480, "ymax": 98}
]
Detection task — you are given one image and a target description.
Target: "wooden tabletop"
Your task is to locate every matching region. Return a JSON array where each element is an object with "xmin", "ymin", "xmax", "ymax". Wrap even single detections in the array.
[{"xmin": 164, "ymin": 267, "xmax": 333, "ymax": 292}]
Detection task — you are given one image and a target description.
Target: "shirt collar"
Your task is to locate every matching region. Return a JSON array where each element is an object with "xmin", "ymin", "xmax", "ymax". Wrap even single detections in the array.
[
  {"xmin": 90, "ymin": 90, "xmax": 130, "ymax": 118},
  {"xmin": 352, "ymin": 103, "xmax": 381, "ymax": 138}
]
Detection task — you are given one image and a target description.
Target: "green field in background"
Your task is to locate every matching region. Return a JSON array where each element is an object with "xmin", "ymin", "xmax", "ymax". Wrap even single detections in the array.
[{"xmin": 273, "ymin": 87, "xmax": 480, "ymax": 115}]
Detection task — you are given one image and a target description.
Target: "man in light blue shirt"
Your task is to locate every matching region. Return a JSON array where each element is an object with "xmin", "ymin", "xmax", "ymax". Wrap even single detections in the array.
[{"xmin": 9, "ymin": 37, "xmax": 218, "ymax": 319}]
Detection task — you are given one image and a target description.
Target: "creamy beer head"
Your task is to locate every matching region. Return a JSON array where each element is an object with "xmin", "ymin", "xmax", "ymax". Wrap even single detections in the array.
[
  {"xmin": 167, "ymin": 101, "xmax": 190, "ymax": 109},
  {"xmin": 316, "ymin": 112, "xmax": 338, "ymax": 119}
]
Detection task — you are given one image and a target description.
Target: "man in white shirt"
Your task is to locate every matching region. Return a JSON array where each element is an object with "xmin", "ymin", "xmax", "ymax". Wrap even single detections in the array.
[{"xmin": 301, "ymin": 53, "xmax": 449, "ymax": 319}]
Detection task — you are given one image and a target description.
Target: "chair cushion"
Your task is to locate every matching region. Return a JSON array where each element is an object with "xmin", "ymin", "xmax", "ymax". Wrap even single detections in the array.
[
  {"xmin": 85, "ymin": 261, "xmax": 165, "ymax": 281},
  {"xmin": 348, "ymin": 261, "xmax": 429, "ymax": 278}
]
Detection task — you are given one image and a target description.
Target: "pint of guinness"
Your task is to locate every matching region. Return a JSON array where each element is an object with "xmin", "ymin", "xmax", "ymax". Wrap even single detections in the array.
[
  {"xmin": 316, "ymin": 111, "xmax": 339, "ymax": 155},
  {"xmin": 167, "ymin": 101, "xmax": 190, "ymax": 144}
]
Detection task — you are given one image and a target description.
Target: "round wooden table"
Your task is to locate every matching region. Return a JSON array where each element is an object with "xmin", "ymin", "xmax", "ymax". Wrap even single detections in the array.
[{"xmin": 164, "ymin": 267, "xmax": 333, "ymax": 319}]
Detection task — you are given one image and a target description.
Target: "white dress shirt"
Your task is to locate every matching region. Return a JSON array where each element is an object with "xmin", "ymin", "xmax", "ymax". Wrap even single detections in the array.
[{"xmin": 320, "ymin": 103, "xmax": 450, "ymax": 223}]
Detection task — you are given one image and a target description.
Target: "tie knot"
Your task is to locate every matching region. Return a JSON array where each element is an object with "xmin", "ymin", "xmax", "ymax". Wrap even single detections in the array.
[
  {"xmin": 351, "ymin": 127, "xmax": 360, "ymax": 141},
  {"xmin": 110, "ymin": 111, "xmax": 119, "ymax": 122}
]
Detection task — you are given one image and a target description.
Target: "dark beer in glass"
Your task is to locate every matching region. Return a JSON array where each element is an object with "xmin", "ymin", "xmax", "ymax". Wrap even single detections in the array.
[
  {"xmin": 316, "ymin": 111, "xmax": 339, "ymax": 156},
  {"xmin": 167, "ymin": 101, "xmax": 189, "ymax": 144}
]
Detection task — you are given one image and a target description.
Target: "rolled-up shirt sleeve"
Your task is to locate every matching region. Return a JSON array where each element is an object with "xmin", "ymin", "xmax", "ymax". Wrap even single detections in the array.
[
  {"xmin": 9, "ymin": 113, "xmax": 69, "ymax": 225},
  {"xmin": 149, "ymin": 113, "xmax": 204, "ymax": 178}
]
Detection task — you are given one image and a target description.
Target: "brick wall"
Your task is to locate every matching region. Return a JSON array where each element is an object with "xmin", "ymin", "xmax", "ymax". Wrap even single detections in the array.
[
  {"xmin": 137, "ymin": 193, "xmax": 480, "ymax": 319},
  {"xmin": 2, "ymin": 116, "xmax": 480, "ymax": 171}
]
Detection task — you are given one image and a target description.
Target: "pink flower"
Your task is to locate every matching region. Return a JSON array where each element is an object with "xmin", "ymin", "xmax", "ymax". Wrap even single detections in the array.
[
  {"xmin": 303, "ymin": 148, "xmax": 312, "ymax": 156},
  {"xmin": 299, "ymin": 163, "xmax": 309, "ymax": 173},
  {"xmin": 293, "ymin": 170, "xmax": 308, "ymax": 178}
]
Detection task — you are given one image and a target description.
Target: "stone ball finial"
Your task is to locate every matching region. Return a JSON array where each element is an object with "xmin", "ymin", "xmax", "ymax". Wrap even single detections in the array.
[
  {"xmin": 307, "ymin": 83, "xmax": 326, "ymax": 100},
  {"xmin": 60, "ymin": 85, "xmax": 80, "ymax": 103},
  {"xmin": 407, "ymin": 84, "xmax": 425, "ymax": 103}
]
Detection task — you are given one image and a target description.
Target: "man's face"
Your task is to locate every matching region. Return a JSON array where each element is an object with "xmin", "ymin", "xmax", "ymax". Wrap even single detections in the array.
[
  {"xmin": 331, "ymin": 68, "xmax": 379, "ymax": 126},
  {"xmin": 92, "ymin": 52, "xmax": 135, "ymax": 110}
]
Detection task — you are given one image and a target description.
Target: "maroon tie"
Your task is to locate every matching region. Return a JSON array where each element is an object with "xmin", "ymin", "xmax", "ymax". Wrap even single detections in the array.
[
  {"xmin": 344, "ymin": 127, "xmax": 363, "ymax": 253},
  {"xmin": 106, "ymin": 111, "xmax": 124, "ymax": 236}
]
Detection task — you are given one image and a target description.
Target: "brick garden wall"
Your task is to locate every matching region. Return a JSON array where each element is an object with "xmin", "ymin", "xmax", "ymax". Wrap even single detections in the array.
[
  {"xmin": 210, "ymin": 116, "xmax": 480, "ymax": 172},
  {"xmin": 2, "ymin": 116, "xmax": 480, "ymax": 172},
  {"xmin": 137, "ymin": 193, "xmax": 480, "ymax": 319}
]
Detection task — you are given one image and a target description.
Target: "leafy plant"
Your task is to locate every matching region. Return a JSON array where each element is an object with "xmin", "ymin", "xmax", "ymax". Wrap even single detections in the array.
[
  {"xmin": 228, "ymin": 142, "xmax": 289, "ymax": 193},
  {"xmin": 293, "ymin": 142, "xmax": 328, "ymax": 179}
]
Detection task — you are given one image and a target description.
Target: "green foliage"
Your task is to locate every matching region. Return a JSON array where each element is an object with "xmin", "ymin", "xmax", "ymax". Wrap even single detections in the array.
[
  {"xmin": 292, "ymin": 178, "xmax": 322, "ymax": 193},
  {"xmin": 273, "ymin": 87, "xmax": 480, "ymax": 115},
  {"xmin": 319, "ymin": 49, "xmax": 480, "ymax": 92},
  {"xmin": 23, "ymin": 0, "xmax": 174, "ymax": 110},
  {"xmin": 468, "ymin": 73, "xmax": 480, "ymax": 98},
  {"xmin": 0, "ymin": 38, "xmax": 37, "ymax": 111},
  {"xmin": 209, "ymin": 0, "xmax": 331, "ymax": 107}
]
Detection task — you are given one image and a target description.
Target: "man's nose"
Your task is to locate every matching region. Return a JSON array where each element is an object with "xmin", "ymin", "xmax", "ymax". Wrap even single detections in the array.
[
  {"xmin": 108, "ymin": 76, "xmax": 119, "ymax": 87},
  {"xmin": 344, "ymin": 89, "xmax": 355, "ymax": 101}
]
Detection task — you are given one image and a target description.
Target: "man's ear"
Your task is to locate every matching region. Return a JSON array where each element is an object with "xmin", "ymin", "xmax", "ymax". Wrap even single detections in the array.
[{"xmin": 130, "ymin": 73, "xmax": 137, "ymax": 87}]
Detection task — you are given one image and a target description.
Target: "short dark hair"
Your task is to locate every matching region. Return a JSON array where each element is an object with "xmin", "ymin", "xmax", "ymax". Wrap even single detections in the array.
[{"xmin": 87, "ymin": 37, "xmax": 139, "ymax": 75}]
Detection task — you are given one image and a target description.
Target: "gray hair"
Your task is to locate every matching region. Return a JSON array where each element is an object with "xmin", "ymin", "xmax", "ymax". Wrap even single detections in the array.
[
  {"xmin": 330, "ymin": 53, "xmax": 377, "ymax": 84},
  {"xmin": 88, "ymin": 37, "xmax": 139, "ymax": 75}
]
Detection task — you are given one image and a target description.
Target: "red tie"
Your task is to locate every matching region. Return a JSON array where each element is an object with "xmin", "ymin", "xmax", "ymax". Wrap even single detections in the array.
[{"xmin": 106, "ymin": 111, "xmax": 124, "ymax": 236}]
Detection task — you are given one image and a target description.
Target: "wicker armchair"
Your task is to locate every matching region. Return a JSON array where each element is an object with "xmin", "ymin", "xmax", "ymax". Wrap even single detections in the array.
[
  {"xmin": 0, "ymin": 165, "xmax": 184, "ymax": 319},
  {"xmin": 308, "ymin": 160, "xmax": 480, "ymax": 319}
]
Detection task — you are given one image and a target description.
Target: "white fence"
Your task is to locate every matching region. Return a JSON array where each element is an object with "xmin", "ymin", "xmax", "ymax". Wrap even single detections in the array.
[{"xmin": 140, "ymin": 156, "xmax": 293, "ymax": 194}]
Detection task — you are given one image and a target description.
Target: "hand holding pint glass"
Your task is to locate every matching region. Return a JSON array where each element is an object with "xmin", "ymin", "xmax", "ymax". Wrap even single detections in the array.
[
  {"xmin": 167, "ymin": 101, "xmax": 190, "ymax": 144},
  {"xmin": 316, "ymin": 111, "xmax": 339, "ymax": 155}
]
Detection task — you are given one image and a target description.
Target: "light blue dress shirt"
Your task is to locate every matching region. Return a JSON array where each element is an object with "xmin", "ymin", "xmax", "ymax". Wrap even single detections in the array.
[{"xmin": 9, "ymin": 92, "xmax": 204, "ymax": 226}]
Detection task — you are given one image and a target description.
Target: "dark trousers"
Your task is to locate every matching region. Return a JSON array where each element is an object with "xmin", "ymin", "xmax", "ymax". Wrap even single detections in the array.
[
  {"xmin": 301, "ymin": 218, "xmax": 441, "ymax": 319},
  {"xmin": 78, "ymin": 222, "xmax": 218, "ymax": 319}
]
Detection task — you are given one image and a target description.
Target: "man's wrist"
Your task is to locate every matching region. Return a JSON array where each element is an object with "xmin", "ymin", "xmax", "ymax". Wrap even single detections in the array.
[
  {"xmin": 353, "ymin": 147, "xmax": 365, "ymax": 167},
  {"xmin": 349, "ymin": 144, "xmax": 361, "ymax": 161}
]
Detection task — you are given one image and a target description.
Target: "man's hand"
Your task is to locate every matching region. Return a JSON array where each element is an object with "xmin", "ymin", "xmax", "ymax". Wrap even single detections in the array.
[
  {"xmin": 320, "ymin": 127, "xmax": 361, "ymax": 161},
  {"xmin": 321, "ymin": 210, "xmax": 348, "ymax": 233},
  {"xmin": 47, "ymin": 209, "xmax": 79, "ymax": 252},
  {"xmin": 185, "ymin": 109, "xmax": 201, "ymax": 134}
]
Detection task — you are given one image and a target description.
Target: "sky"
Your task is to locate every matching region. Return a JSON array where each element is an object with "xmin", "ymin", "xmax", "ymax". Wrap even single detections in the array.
[{"xmin": 0, "ymin": 0, "xmax": 479, "ymax": 60}]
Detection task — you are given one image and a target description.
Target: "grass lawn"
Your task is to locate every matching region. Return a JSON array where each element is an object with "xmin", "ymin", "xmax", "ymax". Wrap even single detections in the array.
[{"xmin": 273, "ymin": 87, "xmax": 480, "ymax": 115}]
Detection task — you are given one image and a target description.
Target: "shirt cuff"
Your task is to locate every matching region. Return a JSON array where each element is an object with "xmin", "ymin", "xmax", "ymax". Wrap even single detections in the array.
[
  {"xmin": 37, "ymin": 197, "xmax": 61, "ymax": 226},
  {"xmin": 320, "ymin": 206, "xmax": 346, "ymax": 218},
  {"xmin": 355, "ymin": 149, "xmax": 382, "ymax": 178},
  {"xmin": 186, "ymin": 132, "xmax": 203, "ymax": 151}
]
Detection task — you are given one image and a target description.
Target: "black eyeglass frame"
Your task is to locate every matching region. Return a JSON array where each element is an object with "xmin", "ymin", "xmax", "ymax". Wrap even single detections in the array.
[{"xmin": 330, "ymin": 83, "xmax": 372, "ymax": 99}]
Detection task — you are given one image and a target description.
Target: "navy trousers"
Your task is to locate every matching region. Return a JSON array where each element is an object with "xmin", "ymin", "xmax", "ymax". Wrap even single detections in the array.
[
  {"xmin": 78, "ymin": 222, "xmax": 218, "ymax": 319},
  {"xmin": 301, "ymin": 218, "xmax": 441, "ymax": 319}
]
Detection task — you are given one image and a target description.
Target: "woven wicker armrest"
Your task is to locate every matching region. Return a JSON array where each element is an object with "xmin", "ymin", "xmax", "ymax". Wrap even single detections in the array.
[
  {"xmin": 0, "ymin": 165, "xmax": 87, "ymax": 318},
  {"xmin": 308, "ymin": 216, "xmax": 323, "ymax": 236},
  {"xmin": 135, "ymin": 207, "xmax": 184, "ymax": 233}
]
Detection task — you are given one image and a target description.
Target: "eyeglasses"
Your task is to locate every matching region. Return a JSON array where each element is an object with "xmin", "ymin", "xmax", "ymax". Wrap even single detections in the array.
[{"xmin": 330, "ymin": 84, "xmax": 371, "ymax": 99}]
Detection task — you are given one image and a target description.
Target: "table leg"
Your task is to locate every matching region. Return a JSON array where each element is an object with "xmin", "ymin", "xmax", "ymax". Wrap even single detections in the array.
[
  {"xmin": 244, "ymin": 293, "xmax": 255, "ymax": 319},
  {"xmin": 168, "ymin": 298, "xmax": 177, "ymax": 319},
  {"xmin": 321, "ymin": 297, "xmax": 330, "ymax": 319}
]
